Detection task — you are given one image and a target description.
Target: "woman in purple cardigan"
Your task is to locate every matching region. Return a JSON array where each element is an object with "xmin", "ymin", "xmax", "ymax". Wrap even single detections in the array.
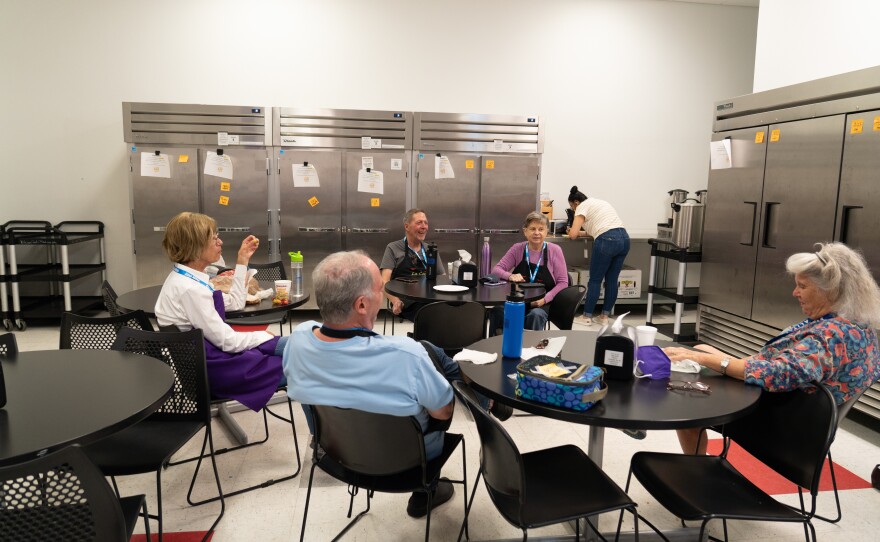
[{"xmin": 488, "ymin": 212, "xmax": 569, "ymax": 335}]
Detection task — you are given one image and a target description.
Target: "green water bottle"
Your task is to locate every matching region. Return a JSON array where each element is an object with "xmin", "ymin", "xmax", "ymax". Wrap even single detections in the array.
[{"xmin": 289, "ymin": 251, "xmax": 303, "ymax": 297}]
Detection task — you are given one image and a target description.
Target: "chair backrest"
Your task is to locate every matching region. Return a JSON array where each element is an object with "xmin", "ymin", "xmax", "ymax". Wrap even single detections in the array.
[
  {"xmin": 452, "ymin": 381, "xmax": 526, "ymax": 518},
  {"xmin": 60, "ymin": 310, "xmax": 154, "ymax": 350},
  {"xmin": 249, "ymin": 260, "xmax": 286, "ymax": 281},
  {"xmin": 311, "ymin": 405, "xmax": 426, "ymax": 478},
  {"xmin": 0, "ymin": 332, "xmax": 17, "ymax": 357},
  {"xmin": 412, "ymin": 301, "xmax": 487, "ymax": 353},
  {"xmin": 724, "ymin": 384, "xmax": 837, "ymax": 495},
  {"xmin": 0, "ymin": 445, "xmax": 129, "ymax": 541},
  {"xmin": 548, "ymin": 285, "xmax": 586, "ymax": 330},
  {"xmin": 112, "ymin": 327, "xmax": 211, "ymax": 423},
  {"xmin": 101, "ymin": 280, "xmax": 125, "ymax": 316}
]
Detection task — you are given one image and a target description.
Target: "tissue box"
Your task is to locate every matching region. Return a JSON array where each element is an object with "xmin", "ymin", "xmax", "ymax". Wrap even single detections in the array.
[{"xmin": 578, "ymin": 266, "xmax": 642, "ymax": 299}]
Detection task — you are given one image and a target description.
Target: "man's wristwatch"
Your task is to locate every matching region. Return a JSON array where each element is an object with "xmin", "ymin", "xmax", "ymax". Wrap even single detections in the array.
[{"xmin": 719, "ymin": 358, "xmax": 730, "ymax": 376}]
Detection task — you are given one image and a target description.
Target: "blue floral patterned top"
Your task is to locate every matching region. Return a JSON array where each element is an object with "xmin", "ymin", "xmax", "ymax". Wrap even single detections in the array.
[{"xmin": 744, "ymin": 315, "xmax": 880, "ymax": 405}]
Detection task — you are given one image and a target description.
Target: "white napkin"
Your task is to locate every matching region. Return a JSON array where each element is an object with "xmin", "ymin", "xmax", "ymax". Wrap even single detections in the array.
[
  {"xmin": 453, "ymin": 348, "xmax": 498, "ymax": 365},
  {"xmin": 520, "ymin": 336, "xmax": 567, "ymax": 360},
  {"xmin": 671, "ymin": 359, "xmax": 702, "ymax": 374}
]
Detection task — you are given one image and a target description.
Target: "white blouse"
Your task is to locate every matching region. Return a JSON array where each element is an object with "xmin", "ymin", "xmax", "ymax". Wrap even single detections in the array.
[{"xmin": 154, "ymin": 263, "xmax": 273, "ymax": 353}]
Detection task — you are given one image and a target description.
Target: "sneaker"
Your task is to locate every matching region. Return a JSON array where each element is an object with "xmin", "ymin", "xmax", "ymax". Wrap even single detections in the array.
[
  {"xmin": 596, "ymin": 314, "xmax": 609, "ymax": 326},
  {"xmin": 621, "ymin": 428, "xmax": 647, "ymax": 440},
  {"xmin": 490, "ymin": 401, "xmax": 513, "ymax": 421},
  {"xmin": 574, "ymin": 314, "xmax": 593, "ymax": 325},
  {"xmin": 406, "ymin": 481, "xmax": 455, "ymax": 518}
]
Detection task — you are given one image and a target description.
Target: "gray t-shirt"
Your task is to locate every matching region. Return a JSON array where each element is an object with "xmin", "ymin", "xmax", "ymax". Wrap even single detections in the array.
[{"xmin": 380, "ymin": 238, "xmax": 446, "ymax": 277}]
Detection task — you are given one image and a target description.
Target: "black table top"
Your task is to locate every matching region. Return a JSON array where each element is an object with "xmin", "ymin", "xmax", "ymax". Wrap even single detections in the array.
[
  {"xmin": 117, "ymin": 283, "xmax": 309, "ymax": 319},
  {"xmin": 384, "ymin": 275, "xmax": 546, "ymax": 307},
  {"xmin": 0, "ymin": 349, "xmax": 175, "ymax": 466},
  {"xmin": 461, "ymin": 330, "xmax": 762, "ymax": 430}
]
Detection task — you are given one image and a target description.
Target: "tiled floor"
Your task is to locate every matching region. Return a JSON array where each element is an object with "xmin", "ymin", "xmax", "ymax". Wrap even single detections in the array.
[{"xmin": 8, "ymin": 307, "xmax": 880, "ymax": 541}]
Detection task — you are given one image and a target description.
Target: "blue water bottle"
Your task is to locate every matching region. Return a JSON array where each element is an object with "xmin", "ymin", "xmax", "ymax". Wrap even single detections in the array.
[{"xmin": 502, "ymin": 283, "xmax": 525, "ymax": 358}]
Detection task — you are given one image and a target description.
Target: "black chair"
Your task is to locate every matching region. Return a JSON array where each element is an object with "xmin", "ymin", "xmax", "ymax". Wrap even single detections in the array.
[
  {"xmin": 0, "ymin": 445, "xmax": 149, "ymax": 542},
  {"xmin": 412, "ymin": 301, "xmax": 487, "ymax": 356},
  {"xmin": 813, "ymin": 385, "xmax": 873, "ymax": 524},
  {"xmin": 0, "ymin": 332, "xmax": 16, "ymax": 357},
  {"xmin": 547, "ymin": 285, "xmax": 587, "ymax": 330},
  {"xmin": 300, "ymin": 405, "xmax": 468, "ymax": 542},
  {"xmin": 102, "ymin": 279, "xmax": 127, "ymax": 316},
  {"xmin": 453, "ymin": 381, "xmax": 640, "ymax": 542},
  {"xmin": 224, "ymin": 261, "xmax": 289, "ymax": 335},
  {"xmin": 81, "ymin": 327, "xmax": 224, "ymax": 542},
  {"xmin": 59, "ymin": 310, "xmax": 154, "ymax": 349},
  {"xmin": 625, "ymin": 384, "xmax": 838, "ymax": 542},
  {"xmin": 383, "ymin": 299, "xmax": 404, "ymax": 335}
]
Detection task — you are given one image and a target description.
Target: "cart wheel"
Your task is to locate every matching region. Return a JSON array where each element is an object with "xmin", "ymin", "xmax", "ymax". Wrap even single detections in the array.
[
  {"xmin": 16, "ymin": 320, "xmax": 26, "ymax": 331},
  {"xmin": 2, "ymin": 319, "xmax": 11, "ymax": 331}
]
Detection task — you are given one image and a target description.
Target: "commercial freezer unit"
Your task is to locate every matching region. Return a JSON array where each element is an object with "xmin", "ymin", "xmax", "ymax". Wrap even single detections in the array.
[
  {"xmin": 697, "ymin": 66, "xmax": 880, "ymax": 420},
  {"xmin": 123, "ymin": 102, "xmax": 274, "ymax": 288},
  {"xmin": 273, "ymin": 108, "xmax": 412, "ymax": 309},
  {"xmin": 412, "ymin": 112, "xmax": 543, "ymax": 270}
]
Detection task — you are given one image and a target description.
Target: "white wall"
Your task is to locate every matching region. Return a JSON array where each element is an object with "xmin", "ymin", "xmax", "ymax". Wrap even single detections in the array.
[
  {"xmin": 754, "ymin": 0, "xmax": 880, "ymax": 91},
  {"xmin": 0, "ymin": 0, "xmax": 757, "ymax": 291}
]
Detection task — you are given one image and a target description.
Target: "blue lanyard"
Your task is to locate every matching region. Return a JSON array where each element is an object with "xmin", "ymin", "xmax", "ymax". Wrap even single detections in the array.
[
  {"xmin": 404, "ymin": 237, "xmax": 427, "ymax": 268},
  {"xmin": 766, "ymin": 313, "xmax": 834, "ymax": 345},
  {"xmin": 524, "ymin": 242, "xmax": 545, "ymax": 283},
  {"xmin": 174, "ymin": 265, "xmax": 214, "ymax": 291}
]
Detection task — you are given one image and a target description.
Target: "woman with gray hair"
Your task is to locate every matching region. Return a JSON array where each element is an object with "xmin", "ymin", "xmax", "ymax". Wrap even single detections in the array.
[{"xmin": 665, "ymin": 242, "xmax": 880, "ymax": 454}]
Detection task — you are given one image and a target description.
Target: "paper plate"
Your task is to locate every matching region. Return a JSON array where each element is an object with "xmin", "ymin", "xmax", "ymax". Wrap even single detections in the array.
[{"xmin": 433, "ymin": 284, "xmax": 469, "ymax": 293}]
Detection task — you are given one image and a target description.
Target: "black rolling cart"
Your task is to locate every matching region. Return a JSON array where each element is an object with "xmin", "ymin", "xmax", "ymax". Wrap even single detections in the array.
[
  {"xmin": 6, "ymin": 221, "xmax": 106, "ymax": 330},
  {"xmin": 645, "ymin": 238, "xmax": 700, "ymax": 342}
]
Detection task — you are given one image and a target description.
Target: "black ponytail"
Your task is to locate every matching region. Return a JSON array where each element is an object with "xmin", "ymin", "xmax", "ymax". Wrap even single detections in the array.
[{"xmin": 568, "ymin": 186, "xmax": 587, "ymax": 204}]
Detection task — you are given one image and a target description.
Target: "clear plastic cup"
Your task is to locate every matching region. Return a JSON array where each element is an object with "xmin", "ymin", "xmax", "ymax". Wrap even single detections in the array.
[
  {"xmin": 274, "ymin": 280, "xmax": 292, "ymax": 305},
  {"xmin": 636, "ymin": 325, "xmax": 658, "ymax": 347}
]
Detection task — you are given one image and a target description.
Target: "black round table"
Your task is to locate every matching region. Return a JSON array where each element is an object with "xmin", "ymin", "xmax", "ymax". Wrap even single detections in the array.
[
  {"xmin": 117, "ymin": 283, "xmax": 309, "ymax": 319},
  {"xmin": 384, "ymin": 275, "xmax": 546, "ymax": 306},
  {"xmin": 0, "ymin": 349, "xmax": 175, "ymax": 466},
  {"xmin": 460, "ymin": 329, "xmax": 762, "ymax": 468}
]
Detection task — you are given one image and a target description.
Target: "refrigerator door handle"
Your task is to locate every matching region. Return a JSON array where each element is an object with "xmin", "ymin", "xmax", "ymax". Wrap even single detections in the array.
[
  {"xmin": 217, "ymin": 227, "xmax": 253, "ymax": 233},
  {"xmin": 482, "ymin": 229, "xmax": 519, "ymax": 234},
  {"xmin": 350, "ymin": 228, "xmax": 390, "ymax": 233},
  {"xmin": 740, "ymin": 201, "xmax": 758, "ymax": 246},
  {"xmin": 761, "ymin": 202, "xmax": 779, "ymax": 249},
  {"xmin": 434, "ymin": 228, "xmax": 473, "ymax": 233},
  {"xmin": 838, "ymin": 205, "xmax": 863, "ymax": 244},
  {"xmin": 298, "ymin": 227, "xmax": 339, "ymax": 232}
]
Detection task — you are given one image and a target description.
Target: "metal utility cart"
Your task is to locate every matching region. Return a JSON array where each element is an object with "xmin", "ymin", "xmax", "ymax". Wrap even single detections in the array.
[
  {"xmin": 7, "ymin": 221, "xmax": 106, "ymax": 330},
  {"xmin": 645, "ymin": 238, "xmax": 700, "ymax": 342}
]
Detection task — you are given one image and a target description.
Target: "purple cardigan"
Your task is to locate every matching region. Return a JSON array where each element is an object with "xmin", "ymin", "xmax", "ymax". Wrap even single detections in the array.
[{"xmin": 491, "ymin": 241, "xmax": 569, "ymax": 303}]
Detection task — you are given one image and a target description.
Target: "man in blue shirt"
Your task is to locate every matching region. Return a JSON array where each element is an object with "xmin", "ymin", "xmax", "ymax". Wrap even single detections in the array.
[{"xmin": 283, "ymin": 250, "xmax": 456, "ymax": 517}]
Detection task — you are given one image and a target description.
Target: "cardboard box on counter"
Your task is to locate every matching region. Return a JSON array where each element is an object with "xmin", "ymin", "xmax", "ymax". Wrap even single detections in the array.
[{"xmin": 574, "ymin": 265, "xmax": 642, "ymax": 299}]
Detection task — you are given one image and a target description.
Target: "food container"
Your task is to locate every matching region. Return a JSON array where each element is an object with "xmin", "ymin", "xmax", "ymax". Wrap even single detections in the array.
[{"xmin": 274, "ymin": 279, "xmax": 292, "ymax": 305}]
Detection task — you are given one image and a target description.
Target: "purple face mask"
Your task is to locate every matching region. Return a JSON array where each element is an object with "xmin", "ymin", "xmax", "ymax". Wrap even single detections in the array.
[{"xmin": 635, "ymin": 345, "xmax": 672, "ymax": 380}]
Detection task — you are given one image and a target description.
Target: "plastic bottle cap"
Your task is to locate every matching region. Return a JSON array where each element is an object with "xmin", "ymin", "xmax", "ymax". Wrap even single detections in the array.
[
  {"xmin": 288, "ymin": 251, "xmax": 303, "ymax": 263},
  {"xmin": 506, "ymin": 283, "xmax": 524, "ymax": 302},
  {"xmin": 484, "ymin": 237, "xmax": 490, "ymax": 242}
]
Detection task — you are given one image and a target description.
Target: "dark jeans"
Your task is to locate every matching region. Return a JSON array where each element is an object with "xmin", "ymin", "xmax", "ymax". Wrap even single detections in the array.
[{"xmin": 584, "ymin": 228, "xmax": 630, "ymax": 316}]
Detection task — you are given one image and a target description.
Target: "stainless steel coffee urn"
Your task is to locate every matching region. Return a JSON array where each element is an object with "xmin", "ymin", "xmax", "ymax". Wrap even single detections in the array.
[
  {"xmin": 671, "ymin": 198, "xmax": 705, "ymax": 251},
  {"xmin": 658, "ymin": 189, "xmax": 689, "ymax": 240}
]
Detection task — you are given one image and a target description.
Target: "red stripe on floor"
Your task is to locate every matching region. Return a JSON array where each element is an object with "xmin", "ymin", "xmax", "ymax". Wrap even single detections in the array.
[
  {"xmin": 707, "ymin": 439, "xmax": 872, "ymax": 495},
  {"xmin": 131, "ymin": 532, "xmax": 212, "ymax": 542}
]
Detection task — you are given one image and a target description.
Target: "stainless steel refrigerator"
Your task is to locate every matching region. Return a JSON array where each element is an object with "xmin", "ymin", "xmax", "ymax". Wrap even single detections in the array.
[
  {"xmin": 413, "ymin": 112, "xmax": 543, "ymax": 271},
  {"xmin": 124, "ymin": 102, "xmax": 272, "ymax": 288},
  {"xmin": 698, "ymin": 66, "xmax": 880, "ymax": 420},
  {"xmin": 273, "ymin": 108, "xmax": 412, "ymax": 309}
]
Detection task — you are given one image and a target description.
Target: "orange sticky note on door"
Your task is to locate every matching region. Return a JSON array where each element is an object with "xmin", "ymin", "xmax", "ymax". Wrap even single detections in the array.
[
  {"xmin": 308, "ymin": 197, "xmax": 319, "ymax": 207},
  {"xmin": 755, "ymin": 131, "xmax": 765, "ymax": 143},
  {"xmin": 371, "ymin": 198, "xmax": 380, "ymax": 207},
  {"xmin": 219, "ymin": 196, "xmax": 229, "ymax": 206},
  {"xmin": 851, "ymin": 119, "xmax": 864, "ymax": 134},
  {"xmin": 486, "ymin": 160, "xmax": 495, "ymax": 169},
  {"xmin": 220, "ymin": 182, "xmax": 231, "ymax": 192},
  {"xmin": 769, "ymin": 129, "xmax": 780, "ymax": 142},
  {"xmin": 179, "ymin": 155, "xmax": 189, "ymax": 163},
  {"xmin": 465, "ymin": 160, "xmax": 474, "ymax": 169}
]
